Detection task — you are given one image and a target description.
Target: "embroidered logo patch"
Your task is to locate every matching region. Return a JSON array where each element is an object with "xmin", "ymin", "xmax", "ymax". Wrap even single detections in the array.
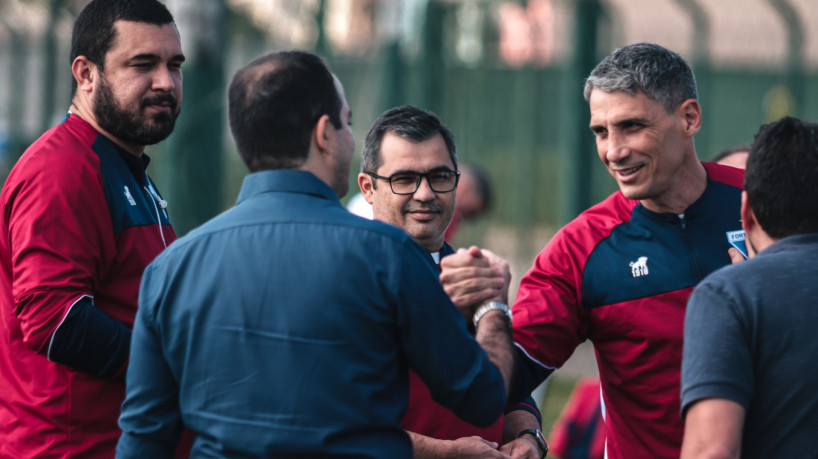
[
  {"xmin": 123, "ymin": 186, "xmax": 137, "ymax": 206},
  {"xmin": 629, "ymin": 256, "xmax": 649, "ymax": 277}
]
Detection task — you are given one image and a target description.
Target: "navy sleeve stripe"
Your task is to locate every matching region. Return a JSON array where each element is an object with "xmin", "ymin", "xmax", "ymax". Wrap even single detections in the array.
[
  {"xmin": 47, "ymin": 296, "xmax": 132, "ymax": 380},
  {"xmin": 47, "ymin": 294, "xmax": 92, "ymax": 359},
  {"xmin": 505, "ymin": 395, "xmax": 543, "ymax": 424}
]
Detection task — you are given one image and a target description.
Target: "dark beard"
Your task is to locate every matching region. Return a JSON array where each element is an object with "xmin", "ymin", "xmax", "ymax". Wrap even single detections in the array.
[{"xmin": 93, "ymin": 75, "xmax": 180, "ymax": 146}]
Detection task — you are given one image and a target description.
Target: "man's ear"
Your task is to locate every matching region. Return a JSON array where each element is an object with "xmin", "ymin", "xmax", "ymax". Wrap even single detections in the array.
[
  {"xmin": 679, "ymin": 99, "xmax": 702, "ymax": 138},
  {"xmin": 740, "ymin": 191, "xmax": 758, "ymax": 258},
  {"xmin": 740, "ymin": 191, "xmax": 754, "ymax": 234},
  {"xmin": 358, "ymin": 173, "xmax": 375, "ymax": 204},
  {"xmin": 72, "ymin": 56, "xmax": 97, "ymax": 94},
  {"xmin": 312, "ymin": 114, "xmax": 334, "ymax": 156}
]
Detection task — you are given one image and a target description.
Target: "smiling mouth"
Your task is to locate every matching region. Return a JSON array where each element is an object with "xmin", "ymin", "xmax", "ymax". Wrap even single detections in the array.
[{"xmin": 614, "ymin": 165, "xmax": 643, "ymax": 177}]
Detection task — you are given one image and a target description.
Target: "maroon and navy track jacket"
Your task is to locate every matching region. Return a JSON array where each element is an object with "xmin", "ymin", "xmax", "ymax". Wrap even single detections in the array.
[
  {"xmin": 0, "ymin": 114, "xmax": 176, "ymax": 458},
  {"xmin": 513, "ymin": 162, "xmax": 744, "ymax": 459}
]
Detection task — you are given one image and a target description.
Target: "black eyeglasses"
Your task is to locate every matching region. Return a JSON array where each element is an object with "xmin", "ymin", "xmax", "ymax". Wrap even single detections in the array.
[{"xmin": 366, "ymin": 169, "xmax": 460, "ymax": 195}]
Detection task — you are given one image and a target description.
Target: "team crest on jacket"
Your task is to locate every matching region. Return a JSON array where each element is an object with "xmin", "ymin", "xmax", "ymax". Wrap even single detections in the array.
[
  {"xmin": 629, "ymin": 256, "xmax": 649, "ymax": 277},
  {"xmin": 123, "ymin": 186, "xmax": 137, "ymax": 206}
]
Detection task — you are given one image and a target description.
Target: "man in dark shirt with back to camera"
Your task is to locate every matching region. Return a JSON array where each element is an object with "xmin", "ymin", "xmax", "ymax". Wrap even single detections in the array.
[
  {"xmin": 116, "ymin": 51, "xmax": 514, "ymax": 458},
  {"xmin": 681, "ymin": 116, "xmax": 818, "ymax": 458}
]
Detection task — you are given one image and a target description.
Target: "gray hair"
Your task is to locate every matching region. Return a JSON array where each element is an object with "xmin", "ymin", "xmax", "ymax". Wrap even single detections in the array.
[{"xmin": 583, "ymin": 43, "xmax": 697, "ymax": 113}]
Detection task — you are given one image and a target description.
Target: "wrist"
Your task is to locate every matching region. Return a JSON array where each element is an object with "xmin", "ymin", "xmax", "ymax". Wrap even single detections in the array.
[
  {"xmin": 516, "ymin": 428, "xmax": 548, "ymax": 458},
  {"xmin": 473, "ymin": 301, "xmax": 512, "ymax": 329}
]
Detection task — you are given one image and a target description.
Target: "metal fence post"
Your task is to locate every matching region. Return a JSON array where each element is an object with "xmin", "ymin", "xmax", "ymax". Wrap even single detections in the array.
[
  {"xmin": 162, "ymin": 0, "xmax": 226, "ymax": 235},
  {"xmin": 769, "ymin": 0, "xmax": 804, "ymax": 119},
  {"xmin": 675, "ymin": 0, "xmax": 711, "ymax": 158},
  {"xmin": 559, "ymin": 0, "xmax": 601, "ymax": 224}
]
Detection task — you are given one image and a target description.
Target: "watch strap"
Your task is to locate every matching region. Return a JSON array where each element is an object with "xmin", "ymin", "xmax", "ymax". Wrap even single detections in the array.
[{"xmin": 516, "ymin": 428, "xmax": 549, "ymax": 458}]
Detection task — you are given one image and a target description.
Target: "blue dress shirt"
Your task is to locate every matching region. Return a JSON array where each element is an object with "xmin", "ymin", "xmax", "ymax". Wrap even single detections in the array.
[{"xmin": 117, "ymin": 170, "xmax": 506, "ymax": 458}]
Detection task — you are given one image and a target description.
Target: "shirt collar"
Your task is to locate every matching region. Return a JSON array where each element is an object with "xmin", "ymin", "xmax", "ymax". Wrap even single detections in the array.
[
  {"xmin": 236, "ymin": 169, "xmax": 340, "ymax": 206},
  {"xmin": 758, "ymin": 232, "xmax": 818, "ymax": 257},
  {"xmin": 428, "ymin": 241, "xmax": 455, "ymax": 267},
  {"xmin": 116, "ymin": 147, "xmax": 151, "ymax": 179}
]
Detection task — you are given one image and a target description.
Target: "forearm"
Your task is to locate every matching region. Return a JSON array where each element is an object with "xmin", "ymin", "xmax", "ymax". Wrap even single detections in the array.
[
  {"xmin": 680, "ymin": 399, "xmax": 744, "ymax": 459},
  {"xmin": 409, "ymin": 431, "xmax": 455, "ymax": 459},
  {"xmin": 505, "ymin": 394, "xmax": 541, "ymax": 424},
  {"xmin": 509, "ymin": 347, "xmax": 553, "ymax": 406},
  {"xmin": 475, "ymin": 309, "xmax": 514, "ymax": 400},
  {"xmin": 681, "ymin": 438, "xmax": 740, "ymax": 459},
  {"xmin": 118, "ymin": 299, "xmax": 182, "ymax": 457},
  {"xmin": 499, "ymin": 409, "xmax": 547, "ymax": 459},
  {"xmin": 48, "ymin": 296, "xmax": 131, "ymax": 379},
  {"xmin": 410, "ymin": 431, "xmax": 506, "ymax": 458},
  {"xmin": 502, "ymin": 406, "xmax": 542, "ymax": 444}
]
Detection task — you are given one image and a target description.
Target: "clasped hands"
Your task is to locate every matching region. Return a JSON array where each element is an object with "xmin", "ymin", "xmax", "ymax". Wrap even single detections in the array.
[{"xmin": 439, "ymin": 246, "xmax": 511, "ymax": 323}]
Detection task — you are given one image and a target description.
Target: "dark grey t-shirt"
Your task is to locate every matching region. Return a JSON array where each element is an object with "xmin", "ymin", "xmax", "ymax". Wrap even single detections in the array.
[{"xmin": 682, "ymin": 233, "xmax": 818, "ymax": 457}]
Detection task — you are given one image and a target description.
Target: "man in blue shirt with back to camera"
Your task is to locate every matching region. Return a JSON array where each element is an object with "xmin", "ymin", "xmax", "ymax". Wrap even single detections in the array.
[{"xmin": 116, "ymin": 50, "xmax": 514, "ymax": 458}]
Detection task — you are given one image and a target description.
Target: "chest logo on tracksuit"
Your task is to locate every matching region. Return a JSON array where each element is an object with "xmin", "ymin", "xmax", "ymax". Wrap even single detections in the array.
[
  {"xmin": 123, "ymin": 186, "xmax": 137, "ymax": 206},
  {"xmin": 629, "ymin": 256, "xmax": 649, "ymax": 278}
]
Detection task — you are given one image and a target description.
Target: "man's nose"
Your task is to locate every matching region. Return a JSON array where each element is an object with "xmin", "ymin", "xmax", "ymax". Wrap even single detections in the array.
[
  {"xmin": 605, "ymin": 131, "xmax": 631, "ymax": 163},
  {"xmin": 412, "ymin": 175, "xmax": 436, "ymax": 201},
  {"xmin": 152, "ymin": 66, "xmax": 176, "ymax": 92}
]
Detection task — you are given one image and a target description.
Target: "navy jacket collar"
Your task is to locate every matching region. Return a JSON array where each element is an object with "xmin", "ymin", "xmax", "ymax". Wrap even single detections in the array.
[
  {"xmin": 75, "ymin": 112, "xmax": 151, "ymax": 184},
  {"xmin": 116, "ymin": 147, "xmax": 150, "ymax": 181},
  {"xmin": 635, "ymin": 174, "xmax": 722, "ymax": 223}
]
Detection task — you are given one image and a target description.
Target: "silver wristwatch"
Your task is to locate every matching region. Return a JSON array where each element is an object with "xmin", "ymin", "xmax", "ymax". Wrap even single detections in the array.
[{"xmin": 472, "ymin": 301, "xmax": 512, "ymax": 329}]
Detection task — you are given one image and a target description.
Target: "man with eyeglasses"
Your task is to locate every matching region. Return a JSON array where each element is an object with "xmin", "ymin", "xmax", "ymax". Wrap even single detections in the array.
[{"xmin": 358, "ymin": 105, "xmax": 548, "ymax": 459}]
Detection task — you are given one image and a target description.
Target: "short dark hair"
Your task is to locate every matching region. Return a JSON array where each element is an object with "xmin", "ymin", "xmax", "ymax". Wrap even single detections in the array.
[
  {"xmin": 745, "ymin": 117, "xmax": 818, "ymax": 238},
  {"xmin": 70, "ymin": 0, "xmax": 175, "ymax": 95},
  {"xmin": 584, "ymin": 43, "xmax": 697, "ymax": 113},
  {"xmin": 361, "ymin": 105, "xmax": 457, "ymax": 179},
  {"xmin": 228, "ymin": 51, "xmax": 342, "ymax": 172}
]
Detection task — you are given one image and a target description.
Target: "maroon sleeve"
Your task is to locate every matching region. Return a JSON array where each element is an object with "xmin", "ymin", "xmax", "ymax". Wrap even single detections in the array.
[
  {"xmin": 512, "ymin": 227, "xmax": 589, "ymax": 369},
  {"xmin": 512, "ymin": 192, "xmax": 637, "ymax": 369},
  {"xmin": 5, "ymin": 136, "xmax": 116, "ymax": 354}
]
